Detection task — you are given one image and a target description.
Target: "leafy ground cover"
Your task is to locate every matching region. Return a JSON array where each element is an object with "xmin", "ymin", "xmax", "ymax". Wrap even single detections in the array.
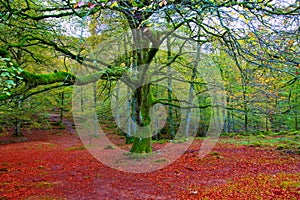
[
  {"xmin": 0, "ymin": 121, "xmax": 299, "ymax": 199},
  {"xmin": 220, "ymin": 130, "xmax": 300, "ymax": 155}
]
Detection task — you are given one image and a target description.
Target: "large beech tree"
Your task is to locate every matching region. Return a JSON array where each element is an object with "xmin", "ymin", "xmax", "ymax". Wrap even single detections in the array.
[{"xmin": 0, "ymin": 0, "xmax": 299, "ymax": 152}]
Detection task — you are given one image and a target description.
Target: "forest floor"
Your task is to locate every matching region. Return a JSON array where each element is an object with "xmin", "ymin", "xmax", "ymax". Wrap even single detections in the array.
[{"xmin": 0, "ymin": 116, "xmax": 299, "ymax": 200}]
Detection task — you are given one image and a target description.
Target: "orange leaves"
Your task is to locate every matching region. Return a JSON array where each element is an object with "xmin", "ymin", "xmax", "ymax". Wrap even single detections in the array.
[
  {"xmin": 74, "ymin": 1, "xmax": 96, "ymax": 9},
  {"xmin": 74, "ymin": 1, "xmax": 84, "ymax": 8},
  {"xmin": 1, "ymin": 126, "xmax": 300, "ymax": 199},
  {"xmin": 287, "ymin": 39, "xmax": 294, "ymax": 47},
  {"xmin": 88, "ymin": 2, "xmax": 96, "ymax": 9}
]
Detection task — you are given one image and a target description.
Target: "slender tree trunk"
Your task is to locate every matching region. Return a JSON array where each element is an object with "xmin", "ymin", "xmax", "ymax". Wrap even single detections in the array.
[
  {"xmin": 242, "ymin": 79, "xmax": 248, "ymax": 133},
  {"xmin": 154, "ymin": 83, "xmax": 159, "ymax": 140},
  {"xmin": 295, "ymin": 92, "xmax": 299, "ymax": 130},
  {"xmin": 115, "ymin": 85, "xmax": 120, "ymax": 127},
  {"xmin": 125, "ymin": 87, "xmax": 133, "ymax": 144},
  {"xmin": 93, "ymin": 83, "xmax": 98, "ymax": 137},
  {"xmin": 295, "ymin": 111, "xmax": 299, "ymax": 130},
  {"xmin": 13, "ymin": 50, "xmax": 23, "ymax": 137},
  {"xmin": 185, "ymin": 42, "xmax": 201, "ymax": 137},
  {"xmin": 225, "ymin": 97, "xmax": 230, "ymax": 133},
  {"xmin": 123, "ymin": 33, "xmax": 133, "ymax": 144},
  {"xmin": 167, "ymin": 37, "xmax": 175, "ymax": 137},
  {"xmin": 243, "ymin": 92, "xmax": 248, "ymax": 133},
  {"xmin": 265, "ymin": 93, "xmax": 269, "ymax": 132},
  {"xmin": 59, "ymin": 91, "xmax": 64, "ymax": 127},
  {"xmin": 13, "ymin": 111, "xmax": 22, "ymax": 137},
  {"xmin": 231, "ymin": 108, "xmax": 235, "ymax": 132}
]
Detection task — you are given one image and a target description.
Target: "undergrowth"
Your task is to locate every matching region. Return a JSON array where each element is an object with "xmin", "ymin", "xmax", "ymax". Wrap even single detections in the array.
[{"xmin": 221, "ymin": 130, "xmax": 300, "ymax": 154}]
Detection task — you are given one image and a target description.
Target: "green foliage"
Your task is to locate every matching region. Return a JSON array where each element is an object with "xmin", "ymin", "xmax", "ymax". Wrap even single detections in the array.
[
  {"xmin": 221, "ymin": 131, "xmax": 300, "ymax": 154},
  {"xmin": 0, "ymin": 57, "xmax": 23, "ymax": 96},
  {"xmin": 152, "ymin": 139, "xmax": 169, "ymax": 144},
  {"xmin": 280, "ymin": 181, "xmax": 300, "ymax": 189}
]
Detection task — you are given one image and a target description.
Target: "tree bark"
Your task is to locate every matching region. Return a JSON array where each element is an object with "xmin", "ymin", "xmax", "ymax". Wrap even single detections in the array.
[{"xmin": 130, "ymin": 84, "xmax": 153, "ymax": 153}]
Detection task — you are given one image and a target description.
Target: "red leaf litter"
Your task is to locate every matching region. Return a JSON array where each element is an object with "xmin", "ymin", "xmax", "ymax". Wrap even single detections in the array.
[{"xmin": 0, "ymin": 120, "xmax": 299, "ymax": 199}]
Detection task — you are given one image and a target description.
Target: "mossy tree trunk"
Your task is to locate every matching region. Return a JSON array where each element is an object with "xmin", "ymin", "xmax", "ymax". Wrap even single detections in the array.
[
  {"xmin": 125, "ymin": 21, "xmax": 160, "ymax": 153},
  {"xmin": 130, "ymin": 84, "xmax": 154, "ymax": 153}
]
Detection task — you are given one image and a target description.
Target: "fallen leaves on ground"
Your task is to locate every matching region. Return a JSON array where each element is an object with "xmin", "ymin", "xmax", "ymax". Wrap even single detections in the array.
[{"xmin": 0, "ymin": 127, "xmax": 299, "ymax": 199}]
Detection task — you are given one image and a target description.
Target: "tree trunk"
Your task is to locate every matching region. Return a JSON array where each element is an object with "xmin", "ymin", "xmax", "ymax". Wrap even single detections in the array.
[
  {"xmin": 125, "ymin": 87, "xmax": 133, "ymax": 144},
  {"xmin": 185, "ymin": 42, "xmax": 201, "ymax": 137},
  {"xmin": 154, "ymin": 83, "xmax": 159, "ymax": 140},
  {"xmin": 59, "ymin": 91, "xmax": 64, "ymax": 127},
  {"xmin": 167, "ymin": 38, "xmax": 175, "ymax": 138},
  {"xmin": 130, "ymin": 127, "xmax": 152, "ymax": 153},
  {"xmin": 93, "ymin": 83, "xmax": 98, "ymax": 137},
  {"xmin": 295, "ymin": 92, "xmax": 299, "ymax": 130},
  {"xmin": 13, "ymin": 50, "xmax": 23, "ymax": 137},
  {"xmin": 231, "ymin": 108, "xmax": 235, "ymax": 132},
  {"xmin": 225, "ymin": 96, "xmax": 230, "ymax": 133},
  {"xmin": 130, "ymin": 84, "xmax": 153, "ymax": 153},
  {"xmin": 126, "ymin": 21, "xmax": 160, "ymax": 153},
  {"xmin": 13, "ymin": 116, "xmax": 22, "ymax": 137}
]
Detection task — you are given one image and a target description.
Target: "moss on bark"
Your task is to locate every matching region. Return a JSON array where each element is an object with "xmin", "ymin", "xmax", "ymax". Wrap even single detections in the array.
[
  {"xmin": 130, "ymin": 84, "xmax": 154, "ymax": 153},
  {"xmin": 130, "ymin": 136, "xmax": 152, "ymax": 153}
]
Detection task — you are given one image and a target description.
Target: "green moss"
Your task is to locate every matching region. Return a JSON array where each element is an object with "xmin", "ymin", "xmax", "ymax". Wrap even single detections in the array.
[
  {"xmin": 280, "ymin": 181, "xmax": 300, "ymax": 189},
  {"xmin": 275, "ymin": 144, "xmax": 286, "ymax": 150},
  {"xmin": 65, "ymin": 146, "xmax": 86, "ymax": 151},
  {"xmin": 130, "ymin": 84, "xmax": 154, "ymax": 153},
  {"xmin": 22, "ymin": 71, "xmax": 75, "ymax": 87},
  {"xmin": 130, "ymin": 137, "xmax": 152, "ymax": 153},
  {"xmin": 210, "ymin": 151, "xmax": 220, "ymax": 156},
  {"xmin": 153, "ymin": 139, "xmax": 168, "ymax": 144},
  {"xmin": 152, "ymin": 158, "xmax": 168, "ymax": 163},
  {"xmin": 104, "ymin": 145, "xmax": 115, "ymax": 149},
  {"xmin": 289, "ymin": 130, "xmax": 300, "ymax": 135}
]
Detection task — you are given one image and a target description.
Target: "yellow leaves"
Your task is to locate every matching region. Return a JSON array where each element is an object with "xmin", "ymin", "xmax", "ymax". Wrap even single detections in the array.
[
  {"xmin": 110, "ymin": 2, "xmax": 118, "ymax": 9},
  {"xmin": 239, "ymin": 14, "xmax": 245, "ymax": 19},
  {"xmin": 120, "ymin": 63, "xmax": 126, "ymax": 67},
  {"xmin": 159, "ymin": 0, "xmax": 167, "ymax": 7}
]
